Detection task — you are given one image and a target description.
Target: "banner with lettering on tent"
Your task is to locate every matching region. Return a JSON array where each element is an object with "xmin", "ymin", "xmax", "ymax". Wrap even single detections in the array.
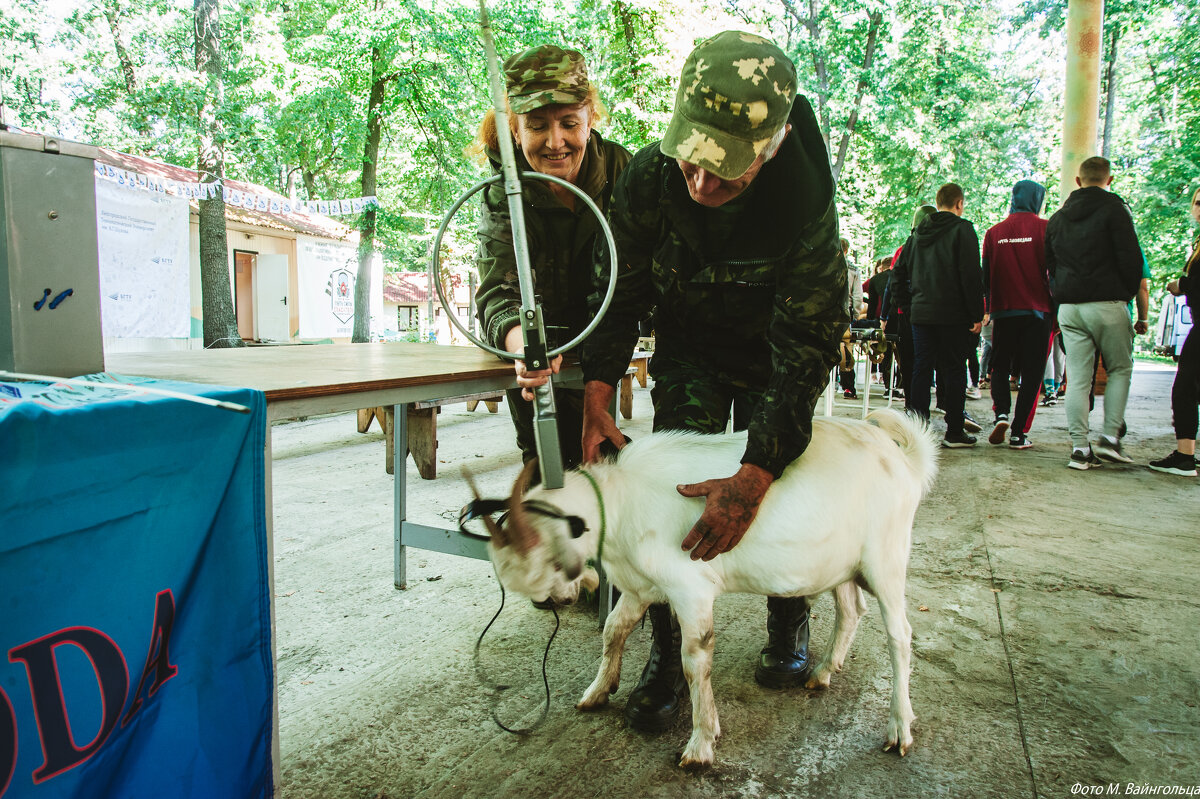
[
  {"xmin": 92, "ymin": 162, "xmax": 377, "ymax": 217},
  {"xmin": 0, "ymin": 376, "xmax": 273, "ymax": 799}
]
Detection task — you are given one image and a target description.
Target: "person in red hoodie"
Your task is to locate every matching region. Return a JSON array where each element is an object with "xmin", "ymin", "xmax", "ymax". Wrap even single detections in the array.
[{"xmin": 982, "ymin": 180, "xmax": 1052, "ymax": 449}]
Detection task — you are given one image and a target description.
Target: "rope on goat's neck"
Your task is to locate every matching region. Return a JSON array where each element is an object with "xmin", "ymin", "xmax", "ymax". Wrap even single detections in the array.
[{"xmin": 577, "ymin": 468, "xmax": 607, "ymax": 566}]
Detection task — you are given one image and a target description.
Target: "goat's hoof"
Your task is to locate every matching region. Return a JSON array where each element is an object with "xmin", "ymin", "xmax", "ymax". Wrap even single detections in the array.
[
  {"xmin": 804, "ymin": 670, "xmax": 833, "ymax": 690},
  {"xmin": 678, "ymin": 752, "xmax": 713, "ymax": 770},
  {"xmin": 577, "ymin": 682, "xmax": 614, "ymax": 710},
  {"xmin": 679, "ymin": 735, "xmax": 715, "ymax": 769},
  {"xmin": 577, "ymin": 694, "xmax": 609, "ymax": 711},
  {"xmin": 883, "ymin": 736, "xmax": 913, "ymax": 756}
]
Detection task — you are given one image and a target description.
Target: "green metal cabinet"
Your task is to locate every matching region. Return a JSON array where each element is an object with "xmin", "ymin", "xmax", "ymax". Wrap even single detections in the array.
[{"xmin": 1, "ymin": 131, "xmax": 104, "ymax": 377}]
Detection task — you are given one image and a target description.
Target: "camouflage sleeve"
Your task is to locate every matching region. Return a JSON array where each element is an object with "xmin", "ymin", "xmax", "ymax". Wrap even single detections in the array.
[
  {"xmin": 581, "ymin": 146, "xmax": 660, "ymax": 386},
  {"xmin": 742, "ymin": 204, "xmax": 849, "ymax": 478},
  {"xmin": 474, "ymin": 183, "xmax": 524, "ymax": 350}
]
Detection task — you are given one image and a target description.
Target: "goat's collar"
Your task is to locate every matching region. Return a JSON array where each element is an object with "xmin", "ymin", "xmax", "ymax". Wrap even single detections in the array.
[{"xmin": 577, "ymin": 468, "xmax": 607, "ymax": 565}]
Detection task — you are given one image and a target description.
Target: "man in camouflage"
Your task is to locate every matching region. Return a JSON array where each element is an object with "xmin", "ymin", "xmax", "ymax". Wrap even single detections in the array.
[{"xmin": 580, "ymin": 31, "xmax": 848, "ymax": 732}]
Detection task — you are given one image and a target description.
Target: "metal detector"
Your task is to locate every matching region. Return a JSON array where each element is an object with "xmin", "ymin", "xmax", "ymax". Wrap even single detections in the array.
[{"xmin": 429, "ymin": 1, "xmax": 619, "ymax": 489}]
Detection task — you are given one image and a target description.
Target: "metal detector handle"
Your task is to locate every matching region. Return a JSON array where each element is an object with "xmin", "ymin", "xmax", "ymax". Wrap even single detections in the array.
[{"xmin": 477, "ymin": 0, "xmax": 561, "ymax": 487}]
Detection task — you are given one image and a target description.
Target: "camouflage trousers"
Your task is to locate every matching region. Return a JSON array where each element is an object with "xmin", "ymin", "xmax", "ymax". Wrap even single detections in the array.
[
  {"xmin": 649, "ymin": 357, "xmax": 766, "ymax": 435},
  {"xmin": 506, "ymin": 385, "xmax": 585, "ymax": 475}
]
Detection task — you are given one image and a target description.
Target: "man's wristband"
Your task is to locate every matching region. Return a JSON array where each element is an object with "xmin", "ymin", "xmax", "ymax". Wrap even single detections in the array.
[{"xmin": 1137, "ymin": 318, "xmax": 1147, "ymax": 322}]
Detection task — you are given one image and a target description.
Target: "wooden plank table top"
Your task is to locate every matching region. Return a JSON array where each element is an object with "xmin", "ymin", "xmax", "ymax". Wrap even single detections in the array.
[{"xmin": 105, "ymin": 342, "xmax": 518, "ymax": 402}]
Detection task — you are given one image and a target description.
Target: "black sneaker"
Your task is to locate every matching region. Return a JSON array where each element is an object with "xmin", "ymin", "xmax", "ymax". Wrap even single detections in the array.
[
  {"xmin": 962, "ymin": 412, "xmax": 983, "ymax": 434},
  {"xmin": 1148, "ymin": 450, "xmax": 1197, "ymax": 477},
  {"xmin": 844, "ymin": 388, "xmax": 857, "ymax": 399},
  {"xmin": 1094, "ymin": 436, "xmax": 1133, "ymax": 464},
  {"xmin": 1068, "ymin": 449, "xmax": 1103, "ymax": 470},
  {"xmin": 942, "ymin": 431, "xmax": 978, "ymax": 448},
  {"xmin": 989, "ymin": 415, "xmax": 1010, "ymax": 445},
  {"xmin": 1009, "ymin": 433, "xmax": 1033, "ymax": 449}
]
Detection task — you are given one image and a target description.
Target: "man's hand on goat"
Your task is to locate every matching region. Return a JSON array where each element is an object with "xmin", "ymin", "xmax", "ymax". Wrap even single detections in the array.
[
  {"xmin": 581, "ymin": 380, "xmax": 627, "ymax": 462},
  {"xmin": 678, "ymin": 463, "xmax": 774, "ymax": 561}
]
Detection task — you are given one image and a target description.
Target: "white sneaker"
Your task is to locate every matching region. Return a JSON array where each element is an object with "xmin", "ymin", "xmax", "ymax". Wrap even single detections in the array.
[{"xmin": 1094, "ymin": 436, "xmax": 1133, "ymax": 464}]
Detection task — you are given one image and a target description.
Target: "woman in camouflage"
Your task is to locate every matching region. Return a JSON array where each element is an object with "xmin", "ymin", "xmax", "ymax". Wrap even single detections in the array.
[{"xmin": 472, "ymin": 44, "xmax": 631, "ymax": 475}]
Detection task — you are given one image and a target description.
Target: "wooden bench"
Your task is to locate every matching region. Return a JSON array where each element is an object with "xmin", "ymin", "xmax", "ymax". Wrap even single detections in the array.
[
  {"xmin": 357, "ymin": 390, "xmax": 504, "ymax": 479},
  {"xmin": 629, "ymin": 350, "xmax": 652, "ymax": 388},
  {"xmin": 358, "ymin": 361, "xmax": 644, "ymax": 478}
]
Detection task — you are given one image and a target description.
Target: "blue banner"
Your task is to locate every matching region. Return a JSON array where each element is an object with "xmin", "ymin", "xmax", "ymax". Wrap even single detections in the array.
[{"xmin": 0, "ymin": 377, "xmax": 273, "ymax": 799}]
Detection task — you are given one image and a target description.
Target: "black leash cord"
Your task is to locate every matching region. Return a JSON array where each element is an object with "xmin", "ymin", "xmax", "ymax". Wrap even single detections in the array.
[{"xmin": 473, "ymin": 578, "xmax": 560, "ymax": 735}]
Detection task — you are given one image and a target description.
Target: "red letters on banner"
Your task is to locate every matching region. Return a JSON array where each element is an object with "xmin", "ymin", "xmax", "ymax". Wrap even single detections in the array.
[{"xmin": 1, "ymin": 589, "xmax": 179, "ymax": 794}]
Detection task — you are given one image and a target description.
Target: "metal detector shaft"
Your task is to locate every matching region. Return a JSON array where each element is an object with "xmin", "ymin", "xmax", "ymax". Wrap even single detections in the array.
[{"xmin": 477, "ymin": 0, "xmax": 563, "ymax": 488}]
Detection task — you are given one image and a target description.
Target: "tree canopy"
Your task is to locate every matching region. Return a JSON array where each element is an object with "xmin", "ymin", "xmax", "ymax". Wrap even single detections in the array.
[{"xmin": 3, "ymin": 0, "xmax": 1198, "ymax": 313}]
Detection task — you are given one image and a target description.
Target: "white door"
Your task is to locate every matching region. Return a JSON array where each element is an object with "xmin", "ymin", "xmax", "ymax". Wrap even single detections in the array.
[{"xmin": 254, "ymin": 254, "xmax": 291, "ymax": 342}]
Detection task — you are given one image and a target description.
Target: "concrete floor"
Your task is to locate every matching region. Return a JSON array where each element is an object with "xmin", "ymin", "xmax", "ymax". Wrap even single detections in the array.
[{"xmin": 268, "ymin": 361, "xmax": 1198, "ymax": 799}]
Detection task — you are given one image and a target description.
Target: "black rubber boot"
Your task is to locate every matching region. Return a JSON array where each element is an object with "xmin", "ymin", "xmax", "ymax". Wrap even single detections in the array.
[
  {"xmin": 754, "ymin": 596, "xmax": 813, "ymax": 689},
  {"xmin": 623, "ymin": 603, "xmax": 688, "ymax": 732}
]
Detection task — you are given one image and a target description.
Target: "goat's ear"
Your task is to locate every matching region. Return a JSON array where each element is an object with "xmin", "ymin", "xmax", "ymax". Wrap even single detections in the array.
[
  {"xmin": 462, "ymin": 466, "xmax": 509, "ymax": 548},
  {"xmin": 505, "ymin": 459, "xmax": 542, "ymax": 553}
]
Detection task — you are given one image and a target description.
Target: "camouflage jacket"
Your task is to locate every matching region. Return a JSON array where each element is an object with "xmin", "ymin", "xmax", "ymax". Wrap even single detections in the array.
[
  {"xmin": 475, "ymin": 132, "xmax": 631, "ymax": 352},
  {"xmin": 581, "ymin": 97, "xmax": 849, "ymax": 478}
]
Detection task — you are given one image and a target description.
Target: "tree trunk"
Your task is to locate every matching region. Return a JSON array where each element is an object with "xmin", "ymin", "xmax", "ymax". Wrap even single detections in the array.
[
  {"xmin": 103, "ymin": 0, "xmax": 138, "ymax": 94},
  {"xmin": 805, "ymin": 0, "xmax": 831, "ymax": 141},
  {"xmin": 781, "ymin": 0, "xmax": 831, "ymax": 147},
  {"xmin": 194, "ymin": 0, "xmax": 242, "ymax": 348},
  {"xmin": 613, "ymin": 0, "xmax": 653, "ymax": 142},
  {"xmin": 833, "ymin": 11, "xmax": 882, "ymax": 183},
  {"xmin": 353, "ymin": 45, "xmax": 388, "ymax": 343},
  {"xmin": 1101, "ymin": 25, "xmax": 1120, "ymax": 159}
]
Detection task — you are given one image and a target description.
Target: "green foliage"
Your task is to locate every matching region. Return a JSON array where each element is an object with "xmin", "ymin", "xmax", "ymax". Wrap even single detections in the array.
[{"xmin": 2, "ymin": 0, "xmax": 1199, "ymax": 310}]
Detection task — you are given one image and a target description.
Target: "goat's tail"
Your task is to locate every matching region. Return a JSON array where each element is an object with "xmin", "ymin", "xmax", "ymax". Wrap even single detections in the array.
[{"xmin": 867, "ymin": 408, "xmax": 940, "ymax": 496}]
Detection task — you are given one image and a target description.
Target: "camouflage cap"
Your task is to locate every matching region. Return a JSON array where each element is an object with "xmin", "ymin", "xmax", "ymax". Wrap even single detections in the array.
[
  {"xmin": 660, "ymin": 31, "xmax": 797, "ymax": 180},
  {"xmin": 504, "ymin": 45, "xmax": 591, "ymax": 114}
]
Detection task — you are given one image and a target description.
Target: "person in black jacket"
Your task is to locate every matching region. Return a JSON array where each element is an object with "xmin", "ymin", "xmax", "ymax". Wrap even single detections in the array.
[
  {"xmin": 891, "ymin": 183, "xmax": 985, "ymax": 447},
  {"xmin": 883, "ymin": 204, "xmax": 937, "ymax": 400},
  {"xmin": 1148, "ymin": 185, "xmax": 1200, "ymax": 477},
  {"xmin": 1045, "ymin": 156, "xmax": 1143, "ymax": 470}
]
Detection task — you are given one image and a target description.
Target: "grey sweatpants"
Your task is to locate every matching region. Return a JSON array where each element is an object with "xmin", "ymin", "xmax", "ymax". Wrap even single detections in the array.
[{"xmin": 1057, "ymin": 301, "xmax": 1134, "ymax": 449}]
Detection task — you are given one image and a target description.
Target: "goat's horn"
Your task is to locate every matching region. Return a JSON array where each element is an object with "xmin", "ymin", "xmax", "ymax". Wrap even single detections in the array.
[
  {"xmin": 462, "ymin": 466, "xmax": 508, "ymax": 548},
  {"xmin": 505, "ymin": 459, "xmax": 541, "ymax": 554}
]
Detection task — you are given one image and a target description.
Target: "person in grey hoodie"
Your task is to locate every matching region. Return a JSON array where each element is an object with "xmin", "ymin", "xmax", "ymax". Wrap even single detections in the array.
[{"xmin": 1045, "ymin": 156, "xmax": 1143, "ymax": 470}]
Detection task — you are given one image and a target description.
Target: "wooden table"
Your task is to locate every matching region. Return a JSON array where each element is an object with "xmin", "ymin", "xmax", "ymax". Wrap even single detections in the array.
[{"xmin": 107, "ymin": 342, "xmax": 572, "ymax": 589}]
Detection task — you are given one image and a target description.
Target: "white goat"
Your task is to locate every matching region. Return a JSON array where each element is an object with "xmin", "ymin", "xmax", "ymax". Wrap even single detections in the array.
[{"xmin": 477, "ymin": 408, "xmax": 939, "ymax": 768}]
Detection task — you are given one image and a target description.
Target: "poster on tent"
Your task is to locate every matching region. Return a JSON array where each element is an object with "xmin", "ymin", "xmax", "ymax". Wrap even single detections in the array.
[
  {"xmin": 94, "ymin": 177, "xmax": 191, "ymax": 339},
  {"xmin": 295, "ymin": 236, "xmax": 383, "ymax": 339}
]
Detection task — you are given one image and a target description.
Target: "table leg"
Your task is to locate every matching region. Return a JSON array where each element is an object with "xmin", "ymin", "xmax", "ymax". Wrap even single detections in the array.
[
  {"xmin": 395, "ymin": 402, "xmax": 409, "ymax": 589},
  {"xmin": 264, "ymin": 423, "xmax": 281, "ymax": 788},
  {"xmin": 824, "ymin": 367, "xmax": 835, "ymax": 416},
  {"xmin": 384, "ymin": 406, "xmax": 395, "ymax": 475},
  {"xmin": 860, "ymin": 347, "xmax": 870, "ymax": 419}
]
